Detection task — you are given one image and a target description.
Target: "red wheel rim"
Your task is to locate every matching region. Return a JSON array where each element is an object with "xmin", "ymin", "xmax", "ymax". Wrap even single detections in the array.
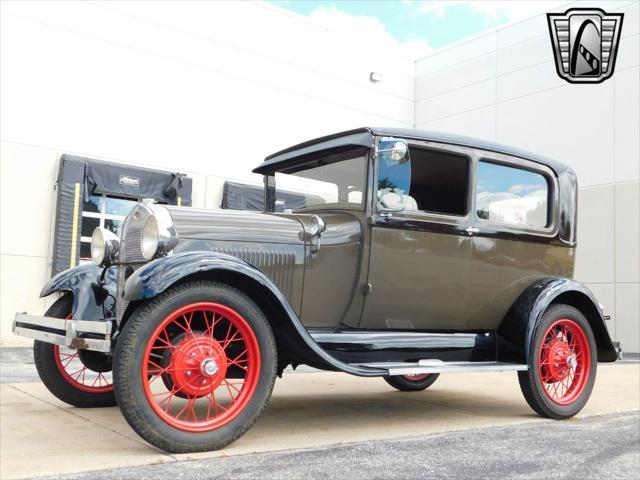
[
  {"xmin": 403, "ymin": 374, "xmax": 430, "ymax": 381},
  {"xmin": 142, "ymin": 302, "xmax": 261, "ymax": 432},
  {"xmin": 53, "ymin": 315, "xmax": 113, "ymax": 393},
  {"xmin": 538, "ymin": 318, "xmax": 590, "ymax": 405}
]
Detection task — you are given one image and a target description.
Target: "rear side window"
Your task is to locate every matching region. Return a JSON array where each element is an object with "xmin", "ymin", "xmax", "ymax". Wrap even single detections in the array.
[
  {"xmin": 475, "ymin": 161, "xmax": 549, "ymax": 228},
  {"xmin": 377, "ymin": 146, "xmax": 470, "ymax": 216}
]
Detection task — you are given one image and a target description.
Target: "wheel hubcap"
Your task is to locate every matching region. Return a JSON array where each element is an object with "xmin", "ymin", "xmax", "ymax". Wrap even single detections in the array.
[
  {"xmin": 167, "ymin": 334, "xmax": 228, "ymax": 398},
  {"xmin": 201, "ymin": 358, "xmax": 219, "ymax": 377},
  {"xmin": 545, "ymin": 338, "xmax": 572, "ymax": 382}
]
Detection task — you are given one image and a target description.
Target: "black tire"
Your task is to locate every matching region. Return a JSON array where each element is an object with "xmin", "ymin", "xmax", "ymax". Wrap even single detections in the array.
[
  {"xmin": 113, "ymin": 281, "xmax": 277, "ymax": 453},
  {"xmin": 384, "ymin": 373, "xmax": 440, "ymax": 392},
  {"xmin": 33, "ymin": 295, "xmax": 116, "ymax": 408},
  {"xmin": 518, "ymin": 304, "xmax": 597, "ymax": 419}
]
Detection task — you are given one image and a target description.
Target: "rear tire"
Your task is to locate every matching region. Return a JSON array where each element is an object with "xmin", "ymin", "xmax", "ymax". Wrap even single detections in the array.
[
  {"xmin": 113, "ymin": 281, "xmax": 277, "ymax": 453},
  {"xmin": 384, "ymin": 373, "xmax": 440, "ymax": 392},
  {"xmin": 518, "ymin": 304, "xmax": 597, "ymax": 419},
  {"xmin": 33, "ymin": 295, "xmax": 116, "ymax": 408}
]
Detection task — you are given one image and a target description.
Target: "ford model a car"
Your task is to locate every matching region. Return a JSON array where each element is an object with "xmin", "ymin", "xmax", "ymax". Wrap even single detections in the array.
[{"xmin": 13, "ymin": 128, "xmax": 618, "ymax": 453}]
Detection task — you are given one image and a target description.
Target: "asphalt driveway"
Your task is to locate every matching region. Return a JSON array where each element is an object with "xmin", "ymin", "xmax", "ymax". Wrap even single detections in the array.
[{"xmin": 44, "ymin": 411, "xmax": 640, "ymax": 480}]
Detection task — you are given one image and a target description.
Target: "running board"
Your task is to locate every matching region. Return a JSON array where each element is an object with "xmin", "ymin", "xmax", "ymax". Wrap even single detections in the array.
[{"xmin": 350, "ymin": 360, "xmax": 529, "ymax": 376}]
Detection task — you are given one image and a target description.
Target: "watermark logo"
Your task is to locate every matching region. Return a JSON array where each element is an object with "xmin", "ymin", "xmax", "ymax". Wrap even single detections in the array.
[{"xmin": 547, "ymin": 8, "xmax": 623, "ymax": 84}]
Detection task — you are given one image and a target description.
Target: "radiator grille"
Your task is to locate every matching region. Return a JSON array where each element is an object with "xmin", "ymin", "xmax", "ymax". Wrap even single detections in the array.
[
  {"xmin": 116, "ymin": 204, "xmax": 152, "ymax": 322},
  {"xmin": 120, "ymin": 205, "xmax": 149, "ymax": 263}
]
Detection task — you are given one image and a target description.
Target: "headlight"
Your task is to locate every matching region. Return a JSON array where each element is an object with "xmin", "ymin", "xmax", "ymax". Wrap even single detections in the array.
[
  {"xmin": 141, "ymin": 205, "xmax": 179, "ymax": 260},
  {"xmin": 141, "ymin": 215, "xmax": 159, "ymax": 260},
  {"xmin": 91, "ymin": 227, "xmax": 119, "ymax": 266}
]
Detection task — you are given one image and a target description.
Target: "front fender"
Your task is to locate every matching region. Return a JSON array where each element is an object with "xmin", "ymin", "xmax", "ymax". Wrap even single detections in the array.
[
  {"xmin": 498, "ymin": 277, "xmax": 617, "ymax": 364},
  {"xmin": 40, "ymin": 264, "xmax": 117, "ymax": 320},
  {"xmin": 123, "ymin": 251, "xmax": 279, "ymax": 302},
  {"xmin": 122, "ymin": 251, "xmax": 387, "ymax": 377}
]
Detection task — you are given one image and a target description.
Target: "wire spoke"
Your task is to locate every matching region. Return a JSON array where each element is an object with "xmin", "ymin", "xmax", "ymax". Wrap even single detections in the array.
[
  {"xmin": 142, "ymin": 304, "xmax": 259, "ymax": 428},
  {"xmin": 222, "ymin": 330, "xmax": 242, "ymax": 350},
  {"xmin": 62, "ymin": 355, "xmax": 78, "ymax": 369}
]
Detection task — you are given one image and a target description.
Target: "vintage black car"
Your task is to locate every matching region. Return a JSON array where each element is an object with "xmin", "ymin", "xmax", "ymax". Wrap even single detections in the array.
[{"xmin": 13, "ymin": 128, "xmax": 618, "ymax": 453}]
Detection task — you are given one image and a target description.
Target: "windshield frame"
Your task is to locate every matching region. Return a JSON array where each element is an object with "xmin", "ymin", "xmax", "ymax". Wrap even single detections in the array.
[{"xmin": 263, "ymin": 146, "xmax": 371, "ymax": 213}]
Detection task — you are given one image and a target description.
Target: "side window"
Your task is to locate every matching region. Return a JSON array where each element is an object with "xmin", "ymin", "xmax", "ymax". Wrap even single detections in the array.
[
  {"xmin": 274, "ymin": 149, "xmax": 367, "ymax": 212},
  {"xmin": 475, "ymin": 161, "xmax": 549, "ymax": 228},
  {"xmin": 377, "ymin": 146, "xmax": 470, "ymax": 216}
]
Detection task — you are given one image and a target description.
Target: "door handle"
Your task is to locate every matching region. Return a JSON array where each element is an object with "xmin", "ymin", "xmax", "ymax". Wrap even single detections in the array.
[{"xmin": 465, "ymin": 227, "xmax": 479, "ymax": 236}]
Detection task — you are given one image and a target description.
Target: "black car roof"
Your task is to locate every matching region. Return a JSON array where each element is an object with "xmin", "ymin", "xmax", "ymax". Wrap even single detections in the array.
[{"xmin": 253, "ymin": 127, "xmax": 570, "ymax": 175}]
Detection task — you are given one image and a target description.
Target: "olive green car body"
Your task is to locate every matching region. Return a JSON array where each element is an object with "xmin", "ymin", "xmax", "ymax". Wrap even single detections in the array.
[{"xmin": 29, "ymin": 128, "xmax": 617, "ymax": 377}]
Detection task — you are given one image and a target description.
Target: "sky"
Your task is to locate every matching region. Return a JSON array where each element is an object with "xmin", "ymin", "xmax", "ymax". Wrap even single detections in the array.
[{"xmin": 271, "ymin": 1, "xmax": 566, "ymax": 59}]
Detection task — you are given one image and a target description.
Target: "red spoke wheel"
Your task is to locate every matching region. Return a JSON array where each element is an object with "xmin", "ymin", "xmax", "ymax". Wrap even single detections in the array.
[
  {"xmin": 53, "ymin": 345, "xmax": 113, "ymax": 394},
  {"xmin": 538, "ymin": 319, "xmax": 590, "ymax": 405},
  {"xmin": 114, "ymin": 281, "xmax": 276, "ymax": 453},
  {"xmin": 33, "ymin": 295, "xmax": 116, "ymax": 407},
  {"xmin": 519, "ymin": 304, "xmax": 597, "ymax": 419},
  {"xmin": 384, "ymin": 373, "xmax": 440, "ymax": 391},
  {"xmin": 403, "ymin": 373, "xmax": 430, "ymax": 381},
  {"xmin": 142, "ymin": 303, "xmax": 260, "ymax": 432}
]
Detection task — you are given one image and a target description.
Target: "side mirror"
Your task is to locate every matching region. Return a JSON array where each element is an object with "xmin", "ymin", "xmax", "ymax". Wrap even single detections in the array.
[{"xmin": 377, "ymin": 137, "xmax": 409, "ymax": 166}]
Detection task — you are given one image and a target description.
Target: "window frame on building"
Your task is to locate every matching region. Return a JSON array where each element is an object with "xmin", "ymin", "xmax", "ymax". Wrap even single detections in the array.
[{"xmin": 79, "ymin": 194, "xmax": 140, "ymax": 262}]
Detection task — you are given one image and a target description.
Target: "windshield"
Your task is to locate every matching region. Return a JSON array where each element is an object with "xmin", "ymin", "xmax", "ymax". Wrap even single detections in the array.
[{"xmin": 268, "ymin": 148, "xmax": 368, "ymax": 212}]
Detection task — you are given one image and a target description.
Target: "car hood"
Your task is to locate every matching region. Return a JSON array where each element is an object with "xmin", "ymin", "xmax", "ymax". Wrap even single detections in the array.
[{"xmin": 166, "ymin": 207, "xmax": 305, "ymax": 245}]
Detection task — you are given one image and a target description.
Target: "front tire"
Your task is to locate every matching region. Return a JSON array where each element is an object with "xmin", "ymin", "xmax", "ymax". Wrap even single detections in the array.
[
  {"xmin": 518, "ymin": 304, "xmax": 597, "ymax": 419},
  {"xmin": 384, "ymin": 373, "xmax": 440, "ymax": 392},
  {"xmin": 113, "ymin": 281, "xmax": 277, "ymax": 453},
  {"xmin": 33, "ymin": 294, "xmax": 116, "ymax": 408}
]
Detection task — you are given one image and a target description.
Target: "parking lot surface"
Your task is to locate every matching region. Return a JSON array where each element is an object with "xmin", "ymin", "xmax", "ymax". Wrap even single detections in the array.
[
  {"xmin": 1, "ymin": 349, "xmax": 638, "ymax": 479},
  {"xmin": 44, "ymin": 411, "xmax": 640, "ymax": 480}
]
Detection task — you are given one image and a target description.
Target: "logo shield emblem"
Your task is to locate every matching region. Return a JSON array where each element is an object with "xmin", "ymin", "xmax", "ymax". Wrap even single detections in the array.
[{"xmin": 547, "ymin": 8, "xmax": 624, "ymax": 84}]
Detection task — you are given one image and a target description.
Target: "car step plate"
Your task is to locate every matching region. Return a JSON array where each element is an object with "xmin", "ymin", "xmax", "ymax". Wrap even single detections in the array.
[{"xmin": 351, "ymin": 360, "xmax": 528, "ymax": 376}]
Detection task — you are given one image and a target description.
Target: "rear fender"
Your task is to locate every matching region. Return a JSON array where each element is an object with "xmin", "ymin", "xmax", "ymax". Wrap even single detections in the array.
[
  {"xmin": 40, "ymin": 264, "xmax": 117, "ymax": 320},
  {"xmin": 497, "ymin": 277, "xmax": 617, "ymax": 364},
  {"xmin": 122, "ymin": 251, "xmax": 386, "ymax": 377}
]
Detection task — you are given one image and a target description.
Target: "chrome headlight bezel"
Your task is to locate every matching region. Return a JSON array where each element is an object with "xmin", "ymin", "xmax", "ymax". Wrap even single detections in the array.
[
  {"xmin": 140, "ymin": 204, "xmax": 179, "ymax": 260},
  {"xmin": 90, "ymin": 227, "xmax": 120, "ymax": 266},
  {"xmin": 141, "ymin": 215, "xmax": 159, "ymax": 260}
]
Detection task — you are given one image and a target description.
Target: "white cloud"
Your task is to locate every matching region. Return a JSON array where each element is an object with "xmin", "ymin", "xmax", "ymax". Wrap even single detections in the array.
[
  {"xmin": 415, "ymin": 1, "xmax": 566, "ymax": 23},
  {"xmin": 306, "ymin": 6, "xmax": 433, "ymax": 59},
  {"xmin": 508, "ymin": 183, "xmax": 545, "ymax": 195}
]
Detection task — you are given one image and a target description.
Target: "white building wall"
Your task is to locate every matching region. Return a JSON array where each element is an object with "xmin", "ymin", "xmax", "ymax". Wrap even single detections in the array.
[
  {"xmin": 1, "ymin": 0, "xmax": 638, "ymax": 352},
  {"xmin": 0, "ymin": 1, "xmax": 414, "ymax": 345},
  {"xmin": 415, "ymin": 0, "xmax": 640, "ymax": 352}
]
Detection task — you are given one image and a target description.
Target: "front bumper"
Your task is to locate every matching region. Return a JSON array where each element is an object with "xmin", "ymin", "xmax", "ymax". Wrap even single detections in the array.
[{"xmin": 12, "ymin": 313, "xmax": 113, "ymax": 352}]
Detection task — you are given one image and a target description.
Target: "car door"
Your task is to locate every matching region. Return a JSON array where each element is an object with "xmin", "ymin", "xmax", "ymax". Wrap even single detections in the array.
[
  {"xmin": 359, "ymin": 140, "xmax": 475, "ymax": 331},
  {"xmin": 463, "ymin": 153, "xmax": 566, "ymax": 331}
]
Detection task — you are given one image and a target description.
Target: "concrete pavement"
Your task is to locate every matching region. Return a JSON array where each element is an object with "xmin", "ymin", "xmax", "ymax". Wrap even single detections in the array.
[{"xmin": 1, "ymin": 362, "xmax": 639, "ymax": 479}]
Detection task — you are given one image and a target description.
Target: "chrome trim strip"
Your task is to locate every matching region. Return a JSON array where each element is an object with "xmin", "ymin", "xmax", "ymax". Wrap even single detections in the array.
[{"xmin": 351, "ymin": 360, "xmax": 528, "ymax": 375}]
